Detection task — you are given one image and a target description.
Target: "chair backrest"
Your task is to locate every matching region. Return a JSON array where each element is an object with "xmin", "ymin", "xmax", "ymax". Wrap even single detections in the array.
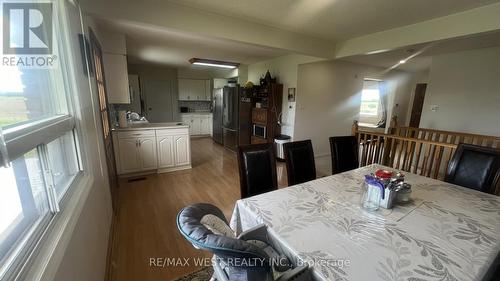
[
  {"xmin": 445, "ymin": 143, "xmax": 500, "ymax": 194},
  {"xmin": 237, "ymin": 143, "xmax": 278, "ymax": 199},
  {"xmin": 329, "ymin": 136, "xmax": 359, "ymax": 174},
  {"xmin": 283, "ymin": 140, "xmax": 316, "ymax": 186},
  {"xmin": 177, "ymin": 203, "xmax": 269, "ymax": 259}
]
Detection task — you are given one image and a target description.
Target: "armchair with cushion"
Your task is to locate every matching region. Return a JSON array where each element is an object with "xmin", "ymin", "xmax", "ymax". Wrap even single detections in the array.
[{"xmin": 177, "ymin": 203, "xmax": 310, "ymax": 281}]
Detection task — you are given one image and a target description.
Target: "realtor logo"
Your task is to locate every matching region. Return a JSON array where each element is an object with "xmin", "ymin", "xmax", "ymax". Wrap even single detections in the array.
[{"xmin": 3, "ymin": 2, "xmax": 53, "ymax": 55}]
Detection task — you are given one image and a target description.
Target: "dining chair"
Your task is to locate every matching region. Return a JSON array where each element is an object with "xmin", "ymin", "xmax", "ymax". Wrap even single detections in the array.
[
  {"xmin": 329, "ymin": 136, "xmax": 359, "ymax": 175},
  {"xmin": 283, "ymin": 140, "xmax": 316, "ymax": 186},
  {"xmin": 445, "ymin": 143, "xmax": 500, "ymax": 195},
  {"xmin": 237, "ymin": 143, "xmax": 278, "ymax": 198}
]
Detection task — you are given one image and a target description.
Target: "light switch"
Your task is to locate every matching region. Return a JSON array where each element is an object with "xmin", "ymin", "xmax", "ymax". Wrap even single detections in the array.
[{"xmin": 430, "ymin": 105, "xmax": 439, "ymax": 112}]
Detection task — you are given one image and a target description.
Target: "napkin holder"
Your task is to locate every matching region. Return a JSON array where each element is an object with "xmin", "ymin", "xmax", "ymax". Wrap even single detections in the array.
[{"xmin": 380, "ymin": 188, "xmax": 397, "ymax": 209}]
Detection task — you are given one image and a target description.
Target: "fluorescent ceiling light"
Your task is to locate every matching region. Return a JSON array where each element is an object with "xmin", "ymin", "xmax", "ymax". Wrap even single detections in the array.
[
  {"xmin": 399, "ymin": 60, "xmax": 406, "ymax": 64},
  {"xmin": 192, "ymin": 62, "xmax": 236, "ymax": 69},
  {"xmin": 189, "ymin": 58, "xmax": 239, "ymax": 69}
]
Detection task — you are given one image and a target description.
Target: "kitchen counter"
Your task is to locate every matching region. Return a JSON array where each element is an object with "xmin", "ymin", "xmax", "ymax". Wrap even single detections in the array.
[{"xmin": 112, "ymin": 122, "xmax": 189, "ymax": 131}]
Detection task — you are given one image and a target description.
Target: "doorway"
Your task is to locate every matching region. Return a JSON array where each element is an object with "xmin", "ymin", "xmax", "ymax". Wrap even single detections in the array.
[{"xmin": 409, "ymin": 83, "xmax": 427, "ymax": 128}]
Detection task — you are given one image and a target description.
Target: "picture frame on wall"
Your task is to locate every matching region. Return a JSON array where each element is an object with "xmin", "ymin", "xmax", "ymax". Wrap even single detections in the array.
[{"xmin": 288, "ymin": 88, "xmax": 296, "ymax": 102}]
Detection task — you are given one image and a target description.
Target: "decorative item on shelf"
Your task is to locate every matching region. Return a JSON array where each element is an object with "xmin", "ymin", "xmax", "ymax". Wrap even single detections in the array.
[
  {"xmin": 243, "ymin": 81, "xmax": 254, "ymax": 89},
  {"xmin": 264, "ymin": 70, "xmax": 272, "ymax": 84}
]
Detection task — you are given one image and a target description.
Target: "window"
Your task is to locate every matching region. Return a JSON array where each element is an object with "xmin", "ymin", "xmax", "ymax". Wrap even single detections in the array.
[
  {"xmin": 360, "ymin": 80, "xmax": 381, "ymax": 116},
  {"xmin": 359, "ymin": 79, "xmax": 385, "ymax": 127},
  {"xmin": 0, "ymin": 0, "xmax": 84, "ymax": 279}
]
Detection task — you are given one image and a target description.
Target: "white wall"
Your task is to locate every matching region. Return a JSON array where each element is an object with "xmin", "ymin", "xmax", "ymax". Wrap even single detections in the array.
[
  {"xmin": 420, "ymin": 46, "xmax": 500, "ymax": 136},
  {"xmin": 247, "ymin": 54, "xmax": 323, "ymax": 137},
  {"xmin": 295, "ymin": 60, "xmax": 415, "ymax": 158}
]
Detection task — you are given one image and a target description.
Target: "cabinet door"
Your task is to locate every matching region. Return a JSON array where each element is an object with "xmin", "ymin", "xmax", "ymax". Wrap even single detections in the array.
[
  {"xmin": 204, "ymin": 79, "xmax": 211, "ymax": 101},
  {"xmin": 174, "ymin": 134, "xmax": 191, "ymax": 166},
  {"xmin": 192, "ymin": 116, "xmax": 201, "ymax": 135},
  {"xmin": 191, "ymin": 80, "xmax": 206, "ymax": 101},
  {"xmin": 157, "ymin": 135, "xmax": 175, "ymax": 168},
  {"xmin": 178, "ymin": 79, "xmax": 190, "ymax": 100},
  {"xmin": 118, "ymin": 138, "xmax": 140, "ymax": 173},
  {"xmin": 200, "ymin": 116, "xmax": 210, "ymax": 134},
  {"xmin": 208, "ymin": 115, "xmax": 213, "ymax": 136},
  {"xmin": 103, "ymin": 54, "xmax": 130, "ymax": 104},
  {"xmin": 138, "ymin": 137, "xmax": 157, "ymax": 170}
]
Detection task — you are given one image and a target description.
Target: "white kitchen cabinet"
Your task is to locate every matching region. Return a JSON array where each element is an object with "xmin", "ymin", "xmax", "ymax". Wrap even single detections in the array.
[
  {"xmin": 103, "ymin": 53, "xmax": 130, "ymax": 104},
  {"xmin": 156, "ymin": 128, "xmax": 191, "ymax": 172},
  {"xmin": 174, "ymin": 135, "xmax": 190, "ymax": 166},
  {"xmin": 178, "ymin": 79, "xmax": 210, "ymax": 101},
  {"xmin": 138, "ymin": 137, "xmax": 158, "ymax": 170},
  {"xmin": 180, "ymin": 114, "xmax": 212, "ymax": 136},
  {"xmin": 192, "ymin": 116, "xmax": 201, "ymax": 135},
  {"xmin": 114, "ymin": 130, "xmax": 156, "ymax": 174},
  {"xmin": 204, "ymin": 80, "xmax": 212, "ymax": 101},
  {"xmin": 114, "ymin": 126, "xmax": 191, "ymax": 175},
  {"xmin": 118, "ymin": 138, "xmax": 141, "ymax": 173},
  {"xmin": 157, "ymin": 135, "xmax": 174, "ymax": 168}
]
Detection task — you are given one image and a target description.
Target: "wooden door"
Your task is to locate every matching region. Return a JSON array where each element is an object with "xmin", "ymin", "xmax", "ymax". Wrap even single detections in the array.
[
  {"xmin": 118, "ymin": 138, "xmax": 141, "ymax": 173},
  {"xmin": 138, "ymin": 137, "xmax": 157, "ymax": 170},
  {"xmin": 157, "ymin": 135, "xmax": 175, "ymax": 168},
  {"xmin": 409, "ymin": 83, "xmax": 427, "ymax": 127},
  {"xmin": 174, "ymin": 135, "xmax": 190, "ymax": 166},
  {"xmin": 89, "ymin": 29, "xmax": 118, "ymax": 210}
]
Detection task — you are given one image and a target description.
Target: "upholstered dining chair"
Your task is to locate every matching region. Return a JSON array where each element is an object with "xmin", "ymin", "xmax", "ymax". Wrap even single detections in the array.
[
  {"xmin": 445, "ymin": 143, "xmax": 500, "ymax": 195},
  {"xmin": 237, "ymin": 143, "xmax": 278, "ymax": 198},
  {"xmin": 329, "ymin": 136, "xmax": 359, "ymax": 175},
  {"xmin": 283, "ymin": 140, "xmax": 316, "ymax": 186}
]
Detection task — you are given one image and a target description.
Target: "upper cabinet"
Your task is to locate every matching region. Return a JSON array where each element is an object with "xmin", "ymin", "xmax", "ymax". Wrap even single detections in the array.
[
  {"xmin": 103, "ymin": 54, "xmax": 130, "ymax": 104},
  {"xmin": 178, "ymin": 78, "xmax": 211, "ymax": 101}
]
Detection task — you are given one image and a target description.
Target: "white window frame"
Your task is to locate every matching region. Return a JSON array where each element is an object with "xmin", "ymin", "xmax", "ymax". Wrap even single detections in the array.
[{"xmin": 0, "ymin": 0, "xmax": 90, "ymax": 280}]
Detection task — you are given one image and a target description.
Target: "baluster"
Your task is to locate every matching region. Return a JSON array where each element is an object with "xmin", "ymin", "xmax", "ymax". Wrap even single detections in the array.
[
  {"xmin": 433, "ymin": 146, "xmax": 444, "ymax": 179},
  {"xmin": 413, "ymin": 142, "xmax": 423, "ymax": 174}
]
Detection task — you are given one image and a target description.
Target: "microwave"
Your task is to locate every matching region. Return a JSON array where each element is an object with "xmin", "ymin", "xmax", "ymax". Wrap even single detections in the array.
[{"xmin": 252, "ymin": 124, "xmax": 267, "ymax": 139}]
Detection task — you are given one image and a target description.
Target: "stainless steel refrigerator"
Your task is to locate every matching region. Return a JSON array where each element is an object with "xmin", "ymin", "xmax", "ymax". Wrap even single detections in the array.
[
  {"xmin": 216, "ymin": 86, "xmax": 251, "ymax": 151},
  {"xmin": 212, "ymin": 88, "xmax": 223, "ymax": 144}
]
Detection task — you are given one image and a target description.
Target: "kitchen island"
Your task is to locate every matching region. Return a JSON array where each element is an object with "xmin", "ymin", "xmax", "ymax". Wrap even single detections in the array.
[{"xmin": 112, "ymin": 122, "xmax": 191, "ymax": 176}]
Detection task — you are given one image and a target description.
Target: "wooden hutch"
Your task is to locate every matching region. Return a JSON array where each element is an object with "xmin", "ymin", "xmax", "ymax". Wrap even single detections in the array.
[{"xmin": 246, "ymin": 83, "xmax": 283, "ymax": 144}]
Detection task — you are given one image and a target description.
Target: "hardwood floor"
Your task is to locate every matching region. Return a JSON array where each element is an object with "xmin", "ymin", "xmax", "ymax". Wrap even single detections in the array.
[{"xmin": 109, "ymin": 137, "xmax": 288, "ymax": 281}]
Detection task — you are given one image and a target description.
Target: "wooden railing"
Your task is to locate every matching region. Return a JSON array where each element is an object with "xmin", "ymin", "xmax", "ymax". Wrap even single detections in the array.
[
  {"xmin": 352, "ymin": 120, "xmax": 500, "ymax": 180},
  {"xmin": 393, "ymin": 127, "xmax": 500, "ymax": 148},
  {"xmin": 356, "ymin": 130, "xmax": 457, "ymax": 180}
]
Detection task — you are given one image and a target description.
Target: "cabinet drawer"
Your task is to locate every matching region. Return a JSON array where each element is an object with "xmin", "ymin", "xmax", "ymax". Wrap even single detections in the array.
[
  {"xmin": 156, "ymin": 128, "xmax": 189, "ymax": 136},
  {"xmin": 117, "ymin": 130, "xmax": 155, "ymax": 139}
]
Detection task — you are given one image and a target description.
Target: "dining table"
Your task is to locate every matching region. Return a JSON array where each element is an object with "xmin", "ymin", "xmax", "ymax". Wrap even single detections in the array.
[{"xmin": 230, "ymin": 164, "xmax": 500, "ymax": 281}]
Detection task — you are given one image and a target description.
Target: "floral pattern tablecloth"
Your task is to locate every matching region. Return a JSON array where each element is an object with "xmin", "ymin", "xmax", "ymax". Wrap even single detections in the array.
[{"xmin": 230, "ymin": 164, "xmax": 500, "ymax": 281}]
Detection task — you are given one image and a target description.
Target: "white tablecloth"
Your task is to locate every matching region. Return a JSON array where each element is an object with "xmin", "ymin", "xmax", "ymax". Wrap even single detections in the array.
[{"xmin": 230, "ymin": 164, "xmax": 500, "ymax": 281}]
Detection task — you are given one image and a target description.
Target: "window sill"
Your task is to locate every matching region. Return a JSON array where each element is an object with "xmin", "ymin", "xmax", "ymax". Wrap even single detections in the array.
[{"xmin": 19, "ymin": 174, "xmax": 95, "ymax": 281}]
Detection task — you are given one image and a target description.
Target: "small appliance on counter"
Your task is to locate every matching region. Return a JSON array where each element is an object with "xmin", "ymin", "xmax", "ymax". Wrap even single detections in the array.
[{"xmin": 180, "ymin": 106, "xmax": 189, "ymax": 113}]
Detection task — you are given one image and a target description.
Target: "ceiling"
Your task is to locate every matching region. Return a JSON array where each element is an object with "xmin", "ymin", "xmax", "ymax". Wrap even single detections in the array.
[
  {"xmin": 341, "ymin": 30, "xmax": 500, "ymax": 72},
  {"xmin": 96, "ymin": 19, "xmax": 289, "ymax": 67},
  {"xmin": 164, "ymin": 0, "xmax": 500, "ymax": 41}
]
